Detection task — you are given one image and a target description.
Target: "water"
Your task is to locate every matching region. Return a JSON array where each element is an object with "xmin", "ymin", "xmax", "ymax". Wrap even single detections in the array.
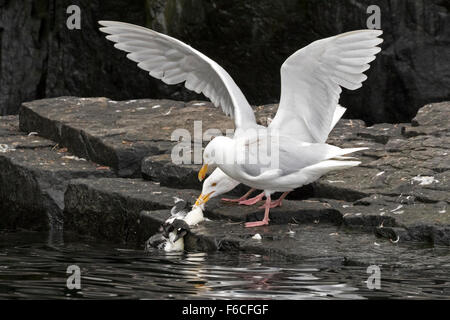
[{"xmin": 0, "ymin": 230, "xmax": 449, "ymax": 299}]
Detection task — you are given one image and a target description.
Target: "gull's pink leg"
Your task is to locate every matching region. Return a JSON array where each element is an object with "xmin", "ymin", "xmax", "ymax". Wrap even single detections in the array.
[
  {"xmin": 263, "ymin": 191, "xmax": 290, "ymax": 209},
  {"xmin": 239, "ymin": 192, "xmax": 265, "ymax": 206},
  {"xmin": 221, "ymin": 188, "xmax": 256, "ymax": 203},
  {"xmin": 245, "ymin": 194, "xmax": 271, "ymax": 228}
]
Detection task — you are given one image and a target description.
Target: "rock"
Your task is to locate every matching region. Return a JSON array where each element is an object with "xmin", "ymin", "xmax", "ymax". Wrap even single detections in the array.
[
  {"xmin": 63, "ymin": 178, "xmax": 200, "ymax": 243},
  {"xmin": 19, "ymin": 97, "xmax": 234, "ymax": 177},
  {"xmin": 0, "ymin": 116, "xmax": 21, "ymax": 136},
  {"xmin": 63, "ymin": 177, "xmax": 344, "ymax": 244},
  {"xmin": 206, "ymin": 198, "xmax": 343, "ymax": 225},
  {"xmin": 0, "ymin": 0, "xmax": 204, "ymax": 116},
  {"xmin": 141, "ymin": 153, "xmax": 202, "ymax": 189},
  {"xmin": 2, "ymin": 1, "xmax": 449, "ymax": 126},
  {"xmin": 405, "ymin": 102, "xmax": 450, "ymax": 137},
  {"xmin": 3, "ymin": 98, "xmax": 450, "ymax": 248},
  {"xmin": 325, "ymin": 195, "xmax": 450, "ymax": 245},
  {"xmin": 0, "ymin": 115, "xmax": 114, "ymax": 231}
]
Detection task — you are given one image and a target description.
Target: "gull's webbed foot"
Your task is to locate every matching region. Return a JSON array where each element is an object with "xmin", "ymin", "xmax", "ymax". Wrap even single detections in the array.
[
  {"xmin": 245, "ymin": 219, "xmax": 269, "ymax": 228},
  {"xmin": 258, "ymin": 191, "xmax": 289, "ymax": 209},
  {"xmin": 239, "ymin": 192, "xmax": 265, "ymax": 206},
  {"xmin": 221, "ymin": 188, "xmax": 256, "ymax": 203},
  {"xmin": 244, "ymin": 194, "xmax": 271, "ymax": 228}
]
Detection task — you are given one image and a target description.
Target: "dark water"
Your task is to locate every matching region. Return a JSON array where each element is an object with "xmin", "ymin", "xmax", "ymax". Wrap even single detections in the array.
[{"xmin": 0, "ymin": 230, "xmax": 449, "ymax": 299}]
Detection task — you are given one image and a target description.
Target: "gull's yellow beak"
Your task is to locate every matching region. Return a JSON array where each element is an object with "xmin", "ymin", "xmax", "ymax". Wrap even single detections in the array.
[
  {"xmin": 195, "ymin": 191, "xmax": 214, "ymax": 206},
  {"xmin": 198, "ymin": 164, "xmax": 208, "ymax": 181}
]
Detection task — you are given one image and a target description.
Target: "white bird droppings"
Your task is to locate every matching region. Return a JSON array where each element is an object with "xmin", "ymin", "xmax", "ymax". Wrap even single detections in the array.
[
  {"xmin": 411, "ymin": 176, "xmax": 438, "ymax": 185},
  {"xmin": 252, "ymin": 233, "xmax": 262, "ymax": 240},
  {"xmin": 0, "ymin": 144, "xmax": 16, "ymax": 153},
  {"xmin": 62, "ymin": 155, "xmax": 87, "ymax": 161},
  {"xmin": 164, "ymin": 107, "xmax": 174, "ymax": 115},
  {"xmin": 152, "ymin": 105, "xmax": 161, "ymax": 109},
  {"xmin": 390, "ymin": 205, "xmax": 403, "ymax": 212},
  {"xmin": 172, "ymin": 196, "xmax": 184, "ymax": 203}
]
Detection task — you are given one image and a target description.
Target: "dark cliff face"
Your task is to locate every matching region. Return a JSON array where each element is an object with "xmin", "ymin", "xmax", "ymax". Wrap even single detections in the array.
[{"xmin": 0, "ymin": 0, "xmax": 449, "ymax": 124}]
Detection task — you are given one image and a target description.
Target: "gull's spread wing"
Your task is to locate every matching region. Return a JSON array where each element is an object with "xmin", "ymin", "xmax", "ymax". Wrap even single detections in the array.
[
  {"xmin": 269, "ymin": 30, "xmax": 383, "ymax": 143},
  {"xmin": 99, "ymin": 21, "xmax": 256, "ymax": 129}
]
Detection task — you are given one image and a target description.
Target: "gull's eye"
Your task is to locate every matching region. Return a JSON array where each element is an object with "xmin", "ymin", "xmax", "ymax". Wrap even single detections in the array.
[{"xmin": 212, "ymin": 182, "xmax": 217, "ymax": 187}]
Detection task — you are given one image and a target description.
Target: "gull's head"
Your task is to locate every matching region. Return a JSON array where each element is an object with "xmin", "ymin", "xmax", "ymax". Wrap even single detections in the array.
[
  {"xmin": 195, "ymin": 168, "xmax": 239, "ymax": 206},
  {"xmin": 198, "ymin": 136, "xmax": 233, "ymax": 181}
]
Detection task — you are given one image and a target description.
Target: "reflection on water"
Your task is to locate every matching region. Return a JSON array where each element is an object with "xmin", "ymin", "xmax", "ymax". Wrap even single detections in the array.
[{"xmin": 0, "ymin": 230, "xmax": 449, "ymax": 299}]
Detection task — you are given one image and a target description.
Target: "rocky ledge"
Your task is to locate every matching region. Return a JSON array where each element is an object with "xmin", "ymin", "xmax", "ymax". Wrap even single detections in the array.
[{"xmin": 1, "ymin": 98, "xmax": 449, "ymax": 262}]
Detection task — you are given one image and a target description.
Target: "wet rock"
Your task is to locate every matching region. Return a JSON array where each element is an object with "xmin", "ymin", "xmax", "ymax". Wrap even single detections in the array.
[
  {"xmin": 63, "ymin": 178, "xmax": 346, "ymax": 245},
  {"xmin": 136, "ymin": 210, "xmax": 433, "ymax": 266},
  {"xmin": 63, "ymin": 178, "xmax": 199, "ymax": 244},
  {"xmin": 0, "ymin": 116, "xmax": 114, "ymax": 231}
]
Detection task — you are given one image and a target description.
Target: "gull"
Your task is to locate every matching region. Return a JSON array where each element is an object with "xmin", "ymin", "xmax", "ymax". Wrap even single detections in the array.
[
  {"xmin": 99, "ymin": 21, "xmax": 383, "ymax": 227},
  {"xmin": 196, "ymin": 104, "xmax": 347, "ymax": 208}
]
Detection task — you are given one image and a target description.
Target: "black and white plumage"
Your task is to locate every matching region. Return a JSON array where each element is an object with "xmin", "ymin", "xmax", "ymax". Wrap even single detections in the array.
[{"xmin": 147, "ymin": 198, "xmax": 205, "ymax": 252}]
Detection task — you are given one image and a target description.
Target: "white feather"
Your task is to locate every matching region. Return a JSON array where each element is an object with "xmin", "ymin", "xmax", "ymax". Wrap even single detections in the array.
[
  {"xmin": 269, "ymin": 29, "xmax": 383, "ymax": 143},
  {"xmin": 99, "ymin": 21, "xmax": 256, "ymax": 129}
]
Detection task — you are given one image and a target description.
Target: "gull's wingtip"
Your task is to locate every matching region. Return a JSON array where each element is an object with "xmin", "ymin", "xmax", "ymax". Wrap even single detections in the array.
[
  {"xmin": 98, "ymin": 20, "xmax": 124, "ymax": 27},
  {"xmin": 369, "ymin": 29, "xmax": 383, "ymax": 36}
]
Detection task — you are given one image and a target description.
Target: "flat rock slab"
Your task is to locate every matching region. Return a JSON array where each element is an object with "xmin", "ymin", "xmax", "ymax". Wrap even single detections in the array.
[
  {"xmin": 141, "ymin": 153, "xmax": 202, "ymax": 190},
  {"xmin": 20, "ymin": 97, "xmax": 235, "ymax": 177},
  {"xmin": 205, "ymin": 198, "xmax": 342, "ymax": 225},
  {"xmin": 141, "ymin": 209, "xmax": 445, "ymax": 266},
  {"xmin": 0, "ymin": 116, "xmax": 114, "ymax": 231},
  {"xmin": 324, "ymin": 196, "xmax": 450, "ymax": 245},
  {"xmin": 64, "ymin": 177, "xmax": 450, "ymax": 248},
  {"xmin": 64, "ymin": 177, "xmax": 425, "ymax": 264},
  {"xmin": 63, "ymin": 178, "xmax": 345, "ymax": 245},
  {"xmin": 11, "ymin": 98, "xmax": 450, "ymax": 247}
]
